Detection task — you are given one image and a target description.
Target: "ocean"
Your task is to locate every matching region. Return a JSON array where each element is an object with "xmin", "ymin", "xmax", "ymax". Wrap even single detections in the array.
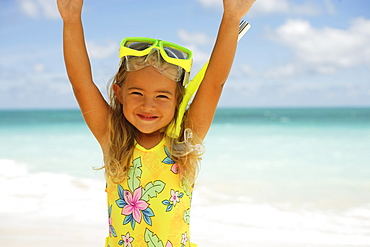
[{"xmin": 0, "ymin": 108, "xmax": 369, "ymax": 247}]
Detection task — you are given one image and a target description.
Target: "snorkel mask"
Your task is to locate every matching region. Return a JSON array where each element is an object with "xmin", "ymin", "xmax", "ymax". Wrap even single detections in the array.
[{"xmin": 119, "ymin": 37, "xmax": 192, "ymax": 85}]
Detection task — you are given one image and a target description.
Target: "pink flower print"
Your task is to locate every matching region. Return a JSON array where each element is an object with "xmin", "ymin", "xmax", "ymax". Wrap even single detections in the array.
[
  {"xmin": 170, "ymin": 163, "xmax": 179, "ymax": 174},
  {"xmin": 108, "ymin": 217, "xmax": 114, "ymax": 237},
  {"xmin": 170, "ymin": 189, "xmax": 181, "ymax": 206},
  {"xmin": 121, "ymin": 232, "xmax": 134, "ymax": 247},
  {"xmin": 162, "ymin": 190, "xmax": 184, "ymax": 211},
  {"xmin": 181, "ymin": 232, "xmax": 188, "ymax": 245},
  {"xmin": 122, "ymin": 187, "xmax": 149, "ymax": 224},
  {"xmin": 108, "ymin": 205, "xmax": 117, "ymax": 237},
  {"xmin": 166, "ymin": 241, "xmax": 173, "ymax": 247}
]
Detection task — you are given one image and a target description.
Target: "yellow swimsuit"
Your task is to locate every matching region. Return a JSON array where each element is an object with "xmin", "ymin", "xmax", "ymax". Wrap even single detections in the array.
[{"xmin": 105, "ymin": 138, "xmax": 196, "ymax": 247}]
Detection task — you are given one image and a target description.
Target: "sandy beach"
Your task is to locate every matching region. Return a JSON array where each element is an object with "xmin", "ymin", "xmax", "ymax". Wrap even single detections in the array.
[
  {"xmin": 0, "ymin": 214, "xmax": 106, "ymax": 247},
  {"xmin": 2, "ymin": 200, "xmax": 369, "ymax": 247}
]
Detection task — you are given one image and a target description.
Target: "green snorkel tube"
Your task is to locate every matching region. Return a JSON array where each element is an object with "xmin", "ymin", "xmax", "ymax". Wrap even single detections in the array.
[{"xmin": 166, "ymin": 20, "xmax": 251, "ymax": 139}]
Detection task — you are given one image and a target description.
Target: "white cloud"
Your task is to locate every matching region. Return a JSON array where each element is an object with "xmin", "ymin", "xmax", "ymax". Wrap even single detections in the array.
[
  {"xmin": 197, "ymin": 0, "xmax": 223, "ymax": 9},
  {"xmin": 19, "ymin": 0, "xmax": 39, "ymax": 18},
  {"xmin": 197, "ymin": 0, "xmax": 334, "ymax": 16},
  {"xmin": 248, "ymin": 0, "xmax": 327, "ymax": 16},
  {"xmin": 177, "ymin": 30, "xmax": 212, "ymax": 65},
  {"xmin": 33, "ymin": 63, "xmax": 45, "ymax": 73},
  {"xmin": 86, "ymin": 41, "xmax": 118, "ymax": 59},
  {"xmin": 18, "ymin": 0, "xmax": 59, "ymax": 19},
  {"xmin": 38, "ymin": 0, "xmax": 60, "ymax": 19},
  {"xmin": 265, "ymin": 63, "xmax": 299, "ymax": 79},
  {"xmin": 268, "ymin": 17, "xmax": 370, "ymax": 77},
  {"xmin": 252, "ymin": 0, "xmax": 290, "ymax": 15},
  {"xmin": 240, "ymin": 63, "xmax": 257, "ymax": 77},
  {"xmin": 324, "ymin": 0, "xmax": 336, "ymax": 15},
  {"xmin": 178, "ymin": 30, "xmax": 212, "ymax": 46}
]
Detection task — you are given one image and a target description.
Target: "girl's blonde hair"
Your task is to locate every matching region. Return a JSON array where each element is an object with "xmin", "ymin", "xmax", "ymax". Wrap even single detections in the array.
[{"xmin": 103, "ymin": 61, "xmax": 204, "ymax": 186}]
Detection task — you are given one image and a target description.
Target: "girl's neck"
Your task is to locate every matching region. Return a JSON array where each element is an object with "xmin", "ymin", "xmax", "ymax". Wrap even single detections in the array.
[{"xmin": 136, "ymin": 131, "xmax": 164, "ymax": 150}]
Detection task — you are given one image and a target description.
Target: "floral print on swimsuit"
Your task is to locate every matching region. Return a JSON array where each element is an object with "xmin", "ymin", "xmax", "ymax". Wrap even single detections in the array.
[{"xmin": 105, "ymin": 138, "xmax": 196, "ymax": 247}]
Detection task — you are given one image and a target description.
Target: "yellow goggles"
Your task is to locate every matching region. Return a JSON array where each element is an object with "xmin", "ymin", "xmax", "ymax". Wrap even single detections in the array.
[{"xmin": 119, "ymin": 37, "xmax": 193, "ymax": 72}]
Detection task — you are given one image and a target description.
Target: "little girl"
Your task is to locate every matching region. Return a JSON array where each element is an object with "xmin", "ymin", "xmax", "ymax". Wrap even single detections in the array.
[{"xmin": 57, "ymin": 0, "xmax": 256, "ymax": 246}]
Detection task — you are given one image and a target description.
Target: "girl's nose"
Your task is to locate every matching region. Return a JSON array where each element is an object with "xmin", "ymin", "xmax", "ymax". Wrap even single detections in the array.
[{"xmin": 141, "ymin": 97, "xmax": 155, "ymax": 111}]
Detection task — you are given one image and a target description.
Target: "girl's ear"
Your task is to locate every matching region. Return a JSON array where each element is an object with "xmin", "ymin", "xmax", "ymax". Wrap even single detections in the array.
[{"xmin": 113, "ymin": 84, "xmax": 124, "ymax": 104}]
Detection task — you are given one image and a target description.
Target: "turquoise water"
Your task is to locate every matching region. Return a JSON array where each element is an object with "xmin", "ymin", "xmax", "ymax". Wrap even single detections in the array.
[
  {"xmin": 204, "ymin": 108, "xmax": 370, "ymax": 209},
  {"xmin": 1, "ymin": 107, "xmax": 369, "ymax": 185},
  {"xmin": 0, "ymin": 110, "xmax": 102, "ymax": 178},
  {"xmin": 1, "ymin": 108, "xmax": 369, "ymax": 246}
]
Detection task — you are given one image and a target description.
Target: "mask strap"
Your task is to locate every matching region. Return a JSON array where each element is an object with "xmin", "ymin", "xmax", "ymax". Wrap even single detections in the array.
[{"xmin": 166, "ymin": 20, "xmax": 251, "ymax": 139}]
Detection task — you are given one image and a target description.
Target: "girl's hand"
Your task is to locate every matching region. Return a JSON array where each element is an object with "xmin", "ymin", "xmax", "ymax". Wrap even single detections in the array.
[
  {"xmin": 223, "ymin": 0, "xmax": 256, "ymax": 20},
  {"xmin": 57, "ymin": 0, "xmax": 83, "ymax": 23}
]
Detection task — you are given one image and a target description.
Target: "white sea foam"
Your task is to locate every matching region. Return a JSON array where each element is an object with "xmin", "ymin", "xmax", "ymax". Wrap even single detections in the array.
[
  {"xmin": 191, "ymin": 183, "xmax": 370, "ymax": 246},
  {"xmin": 1, "ymin": 159, "xmax": 369, "ymax": 247},
  {"xmin": 0, "ymin": 159, "xmax": 106, "ymax": 221}
]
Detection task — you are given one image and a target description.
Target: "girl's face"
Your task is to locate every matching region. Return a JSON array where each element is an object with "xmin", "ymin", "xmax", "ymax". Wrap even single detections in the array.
[{"xmin": 114, "ymin": 66, "xmax": 178, "ymax": 136}]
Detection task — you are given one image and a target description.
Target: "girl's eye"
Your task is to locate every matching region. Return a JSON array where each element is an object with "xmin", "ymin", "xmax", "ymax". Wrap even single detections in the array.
[
  {"xmin": 157, "ymin": 95, "xmax": 169, "ymax": 99},
  {"xmin": 131, "ymin": 92, "xmax": 143, "ymax": 96}
]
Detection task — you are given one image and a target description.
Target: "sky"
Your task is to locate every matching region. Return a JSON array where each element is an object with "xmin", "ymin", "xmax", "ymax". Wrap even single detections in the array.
[{"xmin": 0, "ymin": 0, "xmax": 369, "ymax": 109}]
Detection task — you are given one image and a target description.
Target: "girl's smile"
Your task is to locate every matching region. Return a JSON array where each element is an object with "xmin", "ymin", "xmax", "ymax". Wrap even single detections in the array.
[{"xmin": 137, "ymin": 113, "xmax": 158, "ymax": 121}]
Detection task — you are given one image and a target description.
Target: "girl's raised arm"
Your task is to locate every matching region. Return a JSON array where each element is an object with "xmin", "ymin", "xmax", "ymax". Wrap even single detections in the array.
[
  {"xmin": 57, "ymin": 0, "xmax": 109, "ymax": 145},
  {"xmin": 185, "ymin": 0, "xmax": 256, "ymax": 140}
]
